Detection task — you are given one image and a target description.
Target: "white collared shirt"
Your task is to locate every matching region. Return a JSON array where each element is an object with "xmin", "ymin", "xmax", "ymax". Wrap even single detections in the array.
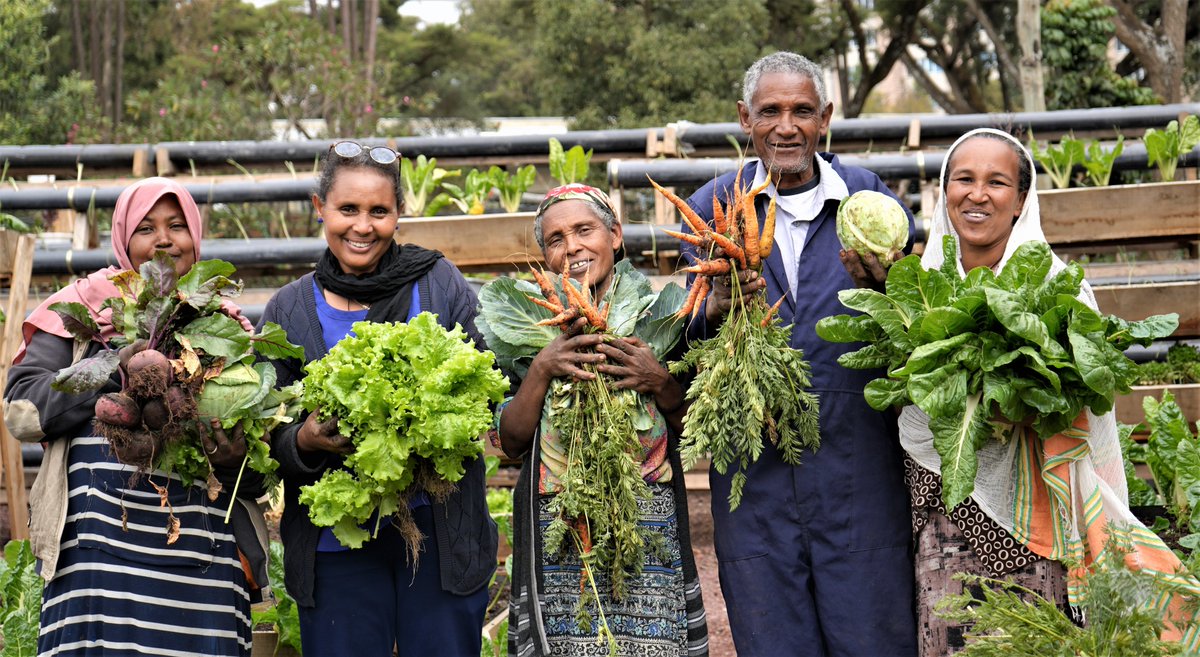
[{"xmin": 750, "ymin": 156, "xmax": 850, "ymax": 300}]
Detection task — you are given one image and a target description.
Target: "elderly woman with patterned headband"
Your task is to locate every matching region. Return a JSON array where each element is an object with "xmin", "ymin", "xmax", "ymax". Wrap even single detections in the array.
[{"xmin": 495, "ymin": 184, "xmax": 709, "ymax": 657}]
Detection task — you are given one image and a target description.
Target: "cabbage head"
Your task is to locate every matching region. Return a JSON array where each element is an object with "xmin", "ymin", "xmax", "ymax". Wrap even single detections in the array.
[{"xmin": 836, "ymin": 190, "xmax": 909, "ymax": 267}]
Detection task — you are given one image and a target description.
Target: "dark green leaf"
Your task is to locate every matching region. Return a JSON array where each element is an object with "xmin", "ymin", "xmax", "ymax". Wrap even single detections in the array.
[
  {"xmin": 1068, "ymin": 329, "xmax": 1115, "ymax": 395},
  {"xmin": 864, "ymin": 377, "xmax": 908, "ymax": 410},
  {"xmin": 178, "ymin": 313, "xmax": 253, "ymax": 362},
  {"xmin": 995, "ymin": 241, "xmax": 1052, "ymax": 293},
  {"xmin": 251, "ymin": 321, "xmax": 305, "ymax": 361},
  {"xmin": 634, "ymin": 282, "xmax": 686, "ymax": 360},
  {"xmin": 886, "ymin": 255, "xmax": 955, "ymax": 314},
  {"xmin": 1127, "ymin": 313, "xmax": 1179, "ymax": 343},
  {"xmin": 602, "ymin": 260, "xmax": 655, "ymax": 338},
  {"xmin": 815, "ymin": 313, "xmax": 884, "ymax": 344},
  {"xmin": 931, "ymin": 393, "xmax": 991, "ymax": 511},
  {"xmin": 908, "ymin": 362, "xmax": 969, "ymax": 418},
  {"xmin": 177, "ymin": 259, "xmax": 237, "ymax": 296},
  {"xmin": 51, "ymin": 349, "xmax": 120, "ymax": 394},
  {"xmin": 49, "ymin": 301, "xmax": 101, "ymax": 342},
  {"xmin": 984, "ymin": 286, "xmax": 1066, "ymax": 359},
  {"xmin": 919, "ymin": 307, "xmax": 976, "ymax": 342}
]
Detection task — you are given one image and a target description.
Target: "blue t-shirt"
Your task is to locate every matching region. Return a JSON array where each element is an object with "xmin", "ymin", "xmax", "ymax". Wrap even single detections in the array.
[{"xmin": 312, "ymin": 280, "xmax": 427, "ymax": 551}]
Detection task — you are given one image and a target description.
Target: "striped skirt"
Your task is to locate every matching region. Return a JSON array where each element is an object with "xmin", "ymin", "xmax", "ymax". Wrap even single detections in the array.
[
  {"xmin": 38, "ymin": 436, "xmax": 252, "ymax": 657},
  {"xmin": 510, "ymin": 483, "xmax": 707, "ymax": 657}
]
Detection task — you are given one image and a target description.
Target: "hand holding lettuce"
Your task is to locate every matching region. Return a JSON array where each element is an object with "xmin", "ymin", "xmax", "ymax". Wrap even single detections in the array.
[
  {"xmin": 297, "ymin": 313, "xmax": 509, "ymax": 552},
  {"xmin": 816, "ymin": 236, "xmax": 1178, "ymax": 511}
]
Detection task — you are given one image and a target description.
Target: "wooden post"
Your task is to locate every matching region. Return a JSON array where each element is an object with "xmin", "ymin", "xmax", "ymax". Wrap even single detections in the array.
[
  {"xmin": 155, "ymin": 146, "xmax": 177, "ymax": 176},
  {"xmin": 0, "ymin": 232, "xmax": 36, "ymax": 540}
]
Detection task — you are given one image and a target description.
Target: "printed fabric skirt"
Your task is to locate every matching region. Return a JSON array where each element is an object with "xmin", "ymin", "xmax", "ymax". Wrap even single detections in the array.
[
  {"xmin": 37, "ymin": 436, "xmax": 252, "ymax": 657},
  {"xmin": 510, "ymin": 483, "xmax": 706, "ymax": 657}
]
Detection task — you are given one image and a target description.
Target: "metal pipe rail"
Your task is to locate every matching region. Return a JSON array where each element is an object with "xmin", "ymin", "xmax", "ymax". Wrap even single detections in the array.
[
  {"xmin": 3, "ymin": 103, "xmax": 1195, "ymax": 172},
  {"xmin": 608, "ymin": 143, "xmax": 1200, "ymax": 188},
  {"xmin": 5, "ymin": 142, "xmax": 1196, "ymax": 212}
]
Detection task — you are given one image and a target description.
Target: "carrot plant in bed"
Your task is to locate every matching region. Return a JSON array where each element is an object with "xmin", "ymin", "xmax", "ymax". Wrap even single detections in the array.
[
  {"xmin": 654, "ymin": 174, "xmax": 821, "ymax": 511},
  {"xmin": 51, "ymin": 253, "xmax": 303, "ymax": 537},
  {"xmin": 297, "ymin": 313, "xmax": 508, "ymax": 558},
  {"xmin": 476, "ymin": 260, "xmax": 686, "ymax": 648}
]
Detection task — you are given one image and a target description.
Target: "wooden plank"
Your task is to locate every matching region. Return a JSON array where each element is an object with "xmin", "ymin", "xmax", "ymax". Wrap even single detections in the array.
[
  {"xmin": 1092, "ymin": 280, "xmax": 1200, "ymax": 338},
  {"xmin": 1082, "ymin": 259, "xmax": 1200, "ymax": 285},
  {"xmin": 1115, "ymin": 384, "xmax": 1200, "ymax": 427},
  {"xmin": 1039, "ymin": 181, "xmax": 1200, "ymax": 246},
  {"xmin": 396, "ymin": 212, "xmax": 544, "ymax": 269},
  {"xmin": 0, "ymin": 233, "xmax": 35, "ymax": 540}
]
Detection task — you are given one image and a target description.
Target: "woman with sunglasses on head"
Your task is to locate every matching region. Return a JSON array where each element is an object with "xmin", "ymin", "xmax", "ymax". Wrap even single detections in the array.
[
  {"xmin": 260, "ymin": 141, "xmax": 496, "ymax": 657},
  {"xmin": 4, "ymin": 177, "xmax": 263, "ymax": 657}
]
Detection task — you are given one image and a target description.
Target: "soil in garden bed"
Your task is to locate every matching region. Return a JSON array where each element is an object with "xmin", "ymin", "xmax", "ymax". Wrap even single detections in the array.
[{"xmin": 485, "ymin": 571, "xmax": 511, "ymax": 624}]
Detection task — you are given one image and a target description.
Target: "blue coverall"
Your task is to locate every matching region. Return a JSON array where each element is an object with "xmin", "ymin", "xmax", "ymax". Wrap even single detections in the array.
[{"xmin": 682, "ymin": 156, "xmax": 919, "ymax": 657}]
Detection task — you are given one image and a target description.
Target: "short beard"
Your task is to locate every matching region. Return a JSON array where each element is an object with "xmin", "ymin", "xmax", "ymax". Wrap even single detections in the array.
[{"xmin": 766, "ymin": 155, "xmax": 812, "ymax": 177}]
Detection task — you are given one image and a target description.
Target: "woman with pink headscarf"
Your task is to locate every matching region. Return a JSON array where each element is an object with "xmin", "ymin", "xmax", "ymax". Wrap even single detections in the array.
[{"xmin": 4, "ymin": 177, "xmax": 259, "ymax": 657}]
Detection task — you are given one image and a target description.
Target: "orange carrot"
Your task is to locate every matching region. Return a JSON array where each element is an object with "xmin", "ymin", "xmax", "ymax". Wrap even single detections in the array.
[
  {"xmin": 662, "ymin": 228, "xmax": 710, "ymax": 249},
  {"xmin": 712, "ymin": 192, "xmax": 728, "ymax": 235},
  {"xmin": 708, "ymin": 232, "xmax": 747, "ymax": 269},
  {"xmin": 577, "ymin": 517, "xmax": 593, "ymax": 593},
  {"xmin": 690, "ymin": 276, "xmax": 711, "ymax": 320},
  {"xmin": 759, "ymin": 195, "xmax": 778, "ymax": 261},
  {"xmin": 741, "ymin": 181, "xmax": 769, "ymax": 269},
  {"xmin": 648, "ymin": 176, "xmax": 707, "ymax": 236},
  {"xmin": 677, "ymin": 274, "xmax": 706, "ymax": 319},
  {"xmin": 761, "ymin": 295, "xmax": 785, "ymax": 327},
  {"xmin": 530, "ymin": 267, "xmax": 557, "ymax": 301},
  {"xmin": 537, "ymin": 308, "xmax": 580, "ymax": 327},
  {"xmin": 683, "ymin": 259, "xmax": 732, "ymax": 276},
  {"xmin": 564, "ymin": 280, "xmax": 605, "ymax": 330},
  {"xmin": 526, "ymin": 294, "xmax": 564, "ymax": 314}
]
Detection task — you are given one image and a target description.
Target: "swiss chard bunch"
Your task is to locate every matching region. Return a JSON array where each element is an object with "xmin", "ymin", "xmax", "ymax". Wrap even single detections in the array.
[
  {"xmin": 0, "ymin": 540, "xmax": 41, "ymax": 657},
  {"xmin": 51, "ymin": 253, "xmax": 303, "ymax": 504},
  {"xmin": 816, "ymin": 237, "xmax": 1178, "ymax": 511},
  {"xmin": 1030, "ymin": 132, "xmax": 1086, "ymax": 189},
  {"xmin": 1144, "ymin": 114, "xmax": 1200, "ymax": 183},
  {"xmin": 657, "ymin": 172, "xmax": 821, "ymax": 512},
  {"xmin": 548, "ymin": 137, "xmax": 592, "ymax": 186},
  {"xmin": 401, "ymin": 154, "xmax": 460, "ymax": 216},
  {"xmin": 489, "ymin": 164, "xmax": 537, "ymax": 213},
  {"xmin": 298, "ymin": 313, "xmax": 508, "ymax": 552},
  {"xmin": 1139, "ymin": 391, "xmax": 1200, "ymax": 547},
  {"xmin": 442, "ymin": 168, "xmax": 493, "ymax": 215},
  {"xmin": 477, "ymin": 260, "xmax": 685, "ymax": 647}
]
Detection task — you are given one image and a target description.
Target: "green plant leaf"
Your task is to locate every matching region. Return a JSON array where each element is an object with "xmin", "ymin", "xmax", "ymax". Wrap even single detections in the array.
[
  {"xmin": 49, "ymin": 301, "xmax": 101, "ymax": 342},
  {"xmin": 178, "ymin": 313, "xmax": 254, "ymax": 363},
  {"xmin": 931, "ymin": 392, "xmax": 990, "ymax": 510},
  {"xmin": 51, "ymin": 348, "xmax": 120, "ymax": 394},
  {"xmin": 251, "ymin": 321, "xmax": 305, "ymax": 361}
]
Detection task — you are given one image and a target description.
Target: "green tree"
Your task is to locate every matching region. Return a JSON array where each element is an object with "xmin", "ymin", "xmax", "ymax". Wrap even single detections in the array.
[
  {"xmin": 1042, "ymin": 0, "xmax": 1156, "ymax": 110},
  {"xmin": 0, "ymin": 0, "xmax": 107, "ymax": 144}
]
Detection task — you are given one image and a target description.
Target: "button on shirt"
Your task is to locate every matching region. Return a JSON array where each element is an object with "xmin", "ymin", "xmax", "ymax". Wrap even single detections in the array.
[{"xmin": 750, "ymin": 156, "xmax": 850, "ymax": 301}]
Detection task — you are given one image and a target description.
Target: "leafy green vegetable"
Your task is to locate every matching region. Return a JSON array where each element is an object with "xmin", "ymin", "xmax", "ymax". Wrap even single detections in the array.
[
  {"xmin": 836, "ymin": 190, "xmax": 909, "ymax": 266},
  {"xmin": 442, "ymin": 168, "xmax": 493, "ymax": 215},
  {"xmin": 401, "ymin": 154, "xmax": 460, "ymax": 216},
  {"xmin": 489, "ymin": 164, "xmax": 537, "ymax": 213},
  {"xmin": 548, "ymin": 137, "xmax": 592, "ymax": 186},
  {"xmin": 298, "ymin": 313, "xmax": 509, "ymax": 550},
  {"xmin": 50, "ymin": 252, "xmax": 303, "ymax": 494},
  {"xmin": 1139, "ymin": 391, "xmax": 1200, "ymax": 545},
  {"xmin": 1144, "ymin": 114, "xmax": 1200, "ymax": 183},
  {"xmin": 250, "ymin": 541, "xmax": 302, "ymax": 654},
  {"xmin": 816, "ymin": 237, "xmax": 1178, "ymax": 510},
  {"xmin": 0, "ymin": 540, "xmax": 41, "ymax": 656},
  {"xmin": 1030, "ymin": 132, "xmax": 1086, "ymax": 189},
  {"xmin": 1083, "ymin": 135, "xmax": 1124, "ymax": 187},
  {"xmin": 936, "ymin": 527, "xmax": 1192, "ymax": 656},
  {"xmin": 1137, "ymin": 343, "xmax": 1200, "ymax": 385}
]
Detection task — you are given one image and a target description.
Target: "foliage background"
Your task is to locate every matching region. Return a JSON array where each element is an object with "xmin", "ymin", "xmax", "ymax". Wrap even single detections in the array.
[{"xmin": 2, "ymin": 0, "xmax": 1195, "ymax": 146}]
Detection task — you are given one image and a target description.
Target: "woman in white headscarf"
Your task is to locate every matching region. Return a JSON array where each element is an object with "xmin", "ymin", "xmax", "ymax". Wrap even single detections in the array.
[{"xmin": 899, "ymin": 128, "xmax": 1146, "ymax": 655}]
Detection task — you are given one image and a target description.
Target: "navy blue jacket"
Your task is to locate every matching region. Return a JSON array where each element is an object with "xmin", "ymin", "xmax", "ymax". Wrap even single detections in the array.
[{"xmin": 261, "ymin": 261, "xmax": 497, "ymax": 607}]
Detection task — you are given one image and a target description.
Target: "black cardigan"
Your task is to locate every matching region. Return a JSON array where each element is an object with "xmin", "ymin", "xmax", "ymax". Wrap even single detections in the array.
[{"xmin": 261, "ymin": 262, "xmax": 498, "ymax": 607}]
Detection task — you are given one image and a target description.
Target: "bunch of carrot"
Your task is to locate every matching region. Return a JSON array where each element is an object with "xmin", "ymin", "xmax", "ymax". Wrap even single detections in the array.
[
  {"xmin": 652, "ymin": 173, "xmax": 821, "ymax": 511},
  {"xmin": 651, "ymin": 174, "xmax": 784, "ymax": 326},
  {"xmin": 526, "ymin": 267, "xmax": 609, "ymax": 332}
]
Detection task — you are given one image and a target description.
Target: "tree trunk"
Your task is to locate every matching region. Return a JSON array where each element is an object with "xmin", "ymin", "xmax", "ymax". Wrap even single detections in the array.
[
  {"xmin": 1017, "ymin": 0, "xmax": 1045, "ymax": 112},
  {"xmin": 307, "ymin": 0, "xmax": 318, "ymax": 17},
  {"xmin": 1107, "ymin": 0, "xmax": 1185, "ymax": 103},
  {"xmin": 88, "ymin": 0, "xmax": 101, "ymax": 84},
  {"xmin": 113, "ymin": 0, "xmax": 125, "ymax": 130},
  {"xmin": 965, "ymin": 0, "xmax": 1020, "ymax": 90},
  {"xmin": 364, "ymin": 0, "xmax": 379, "ymax": 101},
  {"xmin": 99, "ymin": 0, "xmax": 114, "ymax": 124},
  {"xmin": 71, "ymin": 0, "xmax": 86, "ymax": 73},
  {"xmin": 901, "ymin": 50, "xmax": 971, "ymax": 114},
  {"xmin": 837, "ymin": 0, "xmax": 918, "ymax": 118},
  {"xmin": 341, "ymin": 0, "xmax": 355, "ymax": 62},
  {"xmin": 326, "ymin": 0, "xmax": 336, "ymax": 35}
]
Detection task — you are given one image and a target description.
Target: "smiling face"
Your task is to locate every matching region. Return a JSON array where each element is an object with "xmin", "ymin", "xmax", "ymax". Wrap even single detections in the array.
[
  {"xmin": 738, "ymin": 71, "xmax": 833, "ymax": 189},
  {"xmin": 313, "ymin": 166, "xmax": 400, "ymax": 276},
  {"xmin": 126, "ymin": 195, "xmax": 197, "ymax": 278},
  {"xmin": 540, "ymin": 199, "xmax": 623, "ymax": 298},
  {"xmin": 945, "ymin": 136, "xmax": 1028, "ymax": 271}
]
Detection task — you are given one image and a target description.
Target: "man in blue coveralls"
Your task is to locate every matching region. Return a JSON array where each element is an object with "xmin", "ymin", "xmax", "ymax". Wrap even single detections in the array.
[{"xmin": 680, "ymin": 51, "xmax": 919, "ymax": 657}]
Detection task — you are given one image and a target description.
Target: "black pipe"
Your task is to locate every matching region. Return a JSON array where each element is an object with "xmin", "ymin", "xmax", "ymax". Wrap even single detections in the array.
[
  {"xmin": 3, "ymin": 104, "xmax": 1196, "ymax": 170},
  {"xmin": 609, "ymin": 143, "xmax": 1200, "ymax": 187},
  {"xmin": 0, "ymin": 178, "xmax": 318, "ymax": 211}
]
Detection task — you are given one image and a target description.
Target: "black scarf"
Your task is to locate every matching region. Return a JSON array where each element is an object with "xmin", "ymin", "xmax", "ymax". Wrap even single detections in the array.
[{"xmin": 314, "ymin": 242, "xmax": 443, "ymax": 322}]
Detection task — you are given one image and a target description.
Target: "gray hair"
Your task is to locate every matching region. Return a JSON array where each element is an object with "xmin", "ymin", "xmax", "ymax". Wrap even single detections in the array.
[
  {"xmin": 533, "ymin": 199, "xmax": 617, "ymax": 250},
  {"xmin": 742, "ymin": 51, "xmax": 828, "ymax": 110}
]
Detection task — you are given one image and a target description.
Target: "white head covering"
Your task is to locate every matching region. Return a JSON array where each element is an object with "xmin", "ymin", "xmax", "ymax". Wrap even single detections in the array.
[{"xmin": 899, "ymin": 128, "xmax": 1128, "ymax": 535}]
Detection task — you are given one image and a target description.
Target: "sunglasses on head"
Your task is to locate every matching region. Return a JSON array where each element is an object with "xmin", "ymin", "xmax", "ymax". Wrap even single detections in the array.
[{"xmin": 329, "ymin": 141, "xmax": 400, "ymax": 166}]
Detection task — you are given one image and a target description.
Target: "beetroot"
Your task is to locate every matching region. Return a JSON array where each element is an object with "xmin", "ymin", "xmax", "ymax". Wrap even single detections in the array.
[
  {"xmin": 97, "ymin": 424, "xmax": 161, "ymax": 468},
  {"xmin": 127, "ymin": 349, "xmax": 171, "ymax": 398},
  {"xmin": 141, "ymin": 398, "xmax": 169, "ymax": 431},
  {"xmin": 95, "ymin": 392, "xmax": 141, "ymax": 428},
  {"xmin": 164, "ymin": 384, "xmax": 197, "ymax": 421}
]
